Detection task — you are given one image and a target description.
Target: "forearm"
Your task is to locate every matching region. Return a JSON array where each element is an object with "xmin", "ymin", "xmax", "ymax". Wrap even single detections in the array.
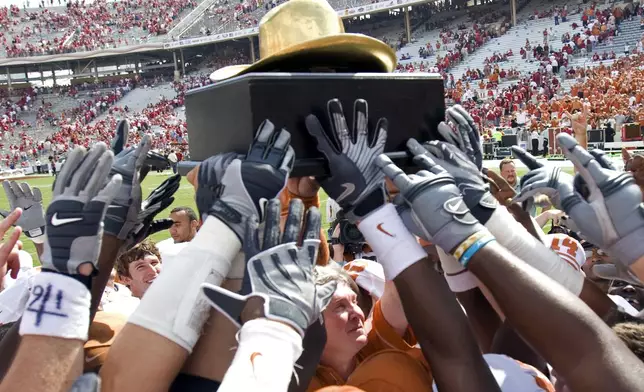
[
  {"xmin": 455, "ymin": 289, "xmax": 502, "ymax": 353},
  {"xmin": 468, "ymin": 242, "xmax": 644, "ymax": 390},
  {"xmin": 0, "ymin": 322, "xmax": 21, "ymax": 379},
  {"xmin": 0, "ymin": 336, "xmax": 83, "ymax": 392},
  {"xmin": 534, "ymin": 211, "xmax": 552, "ymax": 227},
  {"xmin": 90, "ymin": 234, "xmax": 124, "ymax": 320},
  {"xmin": 379, "ymin": 281, "xmax": 408, "ymax": 336},
  {"xmin": 34, "ymin": 242, "xmax": 44, "ymax": 260},
  {"xmin": 630, "ymin": 254, "xmax": 644, "ymax": 281},
  {"xmin": 102, "ymin": 216, "xmax": 241, "ymax": 391},
  {"xmin": 395, "ymin": 260, "xmax": 501, "ymax": 392},
  {"xmin": 180, "ymin": 278, "xmax": 243, "ymax": 382}
]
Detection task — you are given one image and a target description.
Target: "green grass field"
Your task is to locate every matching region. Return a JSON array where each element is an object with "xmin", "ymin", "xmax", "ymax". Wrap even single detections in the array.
[{"xmin": 0, "ymin": 167, "xmax": 561, "ymax": 263}]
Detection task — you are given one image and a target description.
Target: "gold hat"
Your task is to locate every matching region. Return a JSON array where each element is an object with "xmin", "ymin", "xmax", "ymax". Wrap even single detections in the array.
[{"xmin": 209, "ymin": 0, "xmax": 396, "ymax": 81}]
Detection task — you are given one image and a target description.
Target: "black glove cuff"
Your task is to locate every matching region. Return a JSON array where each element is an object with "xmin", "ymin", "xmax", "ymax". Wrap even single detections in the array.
[{"xmin": 352, "ymin": 188, "xmax": 386, "ymax": 218}]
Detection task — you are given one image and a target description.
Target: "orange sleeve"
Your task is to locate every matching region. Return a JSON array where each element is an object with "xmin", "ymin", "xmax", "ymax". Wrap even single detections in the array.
[{"xmin": 360, "ymin": 300, "xmax": 417, "ymax": 358}]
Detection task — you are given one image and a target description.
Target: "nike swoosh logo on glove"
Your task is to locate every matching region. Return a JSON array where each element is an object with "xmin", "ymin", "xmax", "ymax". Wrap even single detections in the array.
[
  {"xmin": 336, "ymin": 183, "xmax": 355, "ymax": 203},
  {"xmin": 444, "ymin": 199, "xmax": 465, "ymax": 214},
  {"xmin": 51, "ymin": 213, "xmax": 83, "ymax": 226}
]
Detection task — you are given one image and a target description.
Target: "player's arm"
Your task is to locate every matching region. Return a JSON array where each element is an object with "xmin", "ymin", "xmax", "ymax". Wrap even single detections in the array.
[
  {"xmin": 382, "ymin": 142, "xmax": 644, "ymax": 391},
  {"xmin": 468, "ymin": 242, "xmax": 644, "ymax": 391},
  {"xmin": 101, "ymin": 122, "xmax": 294, "ymax": 392},
  {"xmin": 0, "ymin": 144, "xmax": 121, "ymax": 392},
  {"xmin": 202, "ymin": 199, "xmax": 329, "ymax": 392},
  {"xmin": 358, "ymin": 176, "xmax": 500, "ymax": 391}
]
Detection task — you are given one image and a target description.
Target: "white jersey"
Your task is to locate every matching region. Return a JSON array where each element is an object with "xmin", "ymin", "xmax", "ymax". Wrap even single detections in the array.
[
  {"xmin": 434, "ymin": 354, "xmax": 554, "ymax": 391},
  {"xmin": 544, "ymin": 233, "xmax": 586, "ymax": 271}
]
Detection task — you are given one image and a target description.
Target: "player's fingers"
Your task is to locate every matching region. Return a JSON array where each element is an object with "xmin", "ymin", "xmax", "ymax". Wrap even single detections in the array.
[
  {"xmin": 374, "ymin": 155, "xmax": 411, "ymax": 193},
  {"xmin": 0, "ymin": 208, "xmax": 21, "ymax": 236}
]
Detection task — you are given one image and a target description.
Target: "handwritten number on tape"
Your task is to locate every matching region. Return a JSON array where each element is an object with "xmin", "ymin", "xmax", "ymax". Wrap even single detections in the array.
[{"xmin": 26, "ymin": 284, "xmax": 68, "ymax": 326}]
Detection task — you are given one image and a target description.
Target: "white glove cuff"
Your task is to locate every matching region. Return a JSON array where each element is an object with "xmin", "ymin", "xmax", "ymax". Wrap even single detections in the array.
[
  {"xmin": 359, "ymin": 204, "xmax": 426, "ymax": 280},
  {"xmin": 20, "ymin": 272, "xmax": 90, "ymax": 341}
]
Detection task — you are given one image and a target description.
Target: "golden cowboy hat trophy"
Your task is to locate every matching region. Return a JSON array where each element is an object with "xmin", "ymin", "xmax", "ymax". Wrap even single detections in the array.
[{"xmin": 209, "ymin": 0, "xmax": 397, "ymax": 81}]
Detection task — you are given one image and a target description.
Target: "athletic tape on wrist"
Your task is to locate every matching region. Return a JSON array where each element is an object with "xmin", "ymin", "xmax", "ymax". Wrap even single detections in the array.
[
  {"xmin": 128, "ymin": 216, "xmax": 242, "ymax": 353},
  {"xmin": 485, "ymin": 207, "xmax": 584, "ymax": 296},
  {"xmin": 19, "ymin": 272, "xmax": 90, "ymax": 341},
  {"xmin": 358, "ymin": 204, "xmax": 427, "ymax": 280}
]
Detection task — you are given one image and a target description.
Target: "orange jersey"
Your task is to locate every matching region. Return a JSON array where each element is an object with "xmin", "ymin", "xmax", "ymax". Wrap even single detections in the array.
[
  {"xmin": 84, "ymin": 311, "xmax": 128, "ymax": 372},
  {"xmin": 309, "ymin": 301, "xmax": 432, "ymax": 392}
]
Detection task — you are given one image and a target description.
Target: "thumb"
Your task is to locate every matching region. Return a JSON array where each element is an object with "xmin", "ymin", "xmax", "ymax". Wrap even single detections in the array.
[
  {"xmin": 0, "ymin": 209, "xmax": 10, "ymax": 219},
  {"xmin": 149, "ymin": 219, "xmax": 173, "ymax": 234},
  {"xmin": 201, "ymin": 283, "xmax": 246, "ymax": 328},
  {"xmin": 316, "ymin": 281, "xmax": 338, "ymax": 312}
]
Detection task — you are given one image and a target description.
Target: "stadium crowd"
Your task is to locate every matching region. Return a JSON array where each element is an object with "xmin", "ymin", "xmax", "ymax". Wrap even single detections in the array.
[
  {"xmin": 2, "ymin": 1, "xmax": 644, "ymax": 391},
  {"xmin": 1, "ymin": 0, "xmax": 198, "ymax": 57},
  {"xmin": 0, "ymin": 95, "xmax": 644, "ymax": 392}
]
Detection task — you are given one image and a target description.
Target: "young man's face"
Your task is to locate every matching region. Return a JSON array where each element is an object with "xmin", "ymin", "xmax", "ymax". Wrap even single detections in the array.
[
  {"xmin": 122, "ymin": 254, "xmax": 162, "ymax": 299},
  {"xmin": 169, "ymin": 210, "xmax": 197, "ymax": 243}
]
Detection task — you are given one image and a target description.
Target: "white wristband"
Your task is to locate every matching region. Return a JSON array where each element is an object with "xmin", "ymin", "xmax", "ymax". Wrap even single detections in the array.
[
  {"xmin": 358, "ymin": 204, "xmax": 427, "ymax": 280},
  {"xmin": 19, "ymin": 272, "xmax": 90, "ymax": 341},
  {"xmin": 219, "ymin": 319, "xmax": 303, "ymax": 392}
]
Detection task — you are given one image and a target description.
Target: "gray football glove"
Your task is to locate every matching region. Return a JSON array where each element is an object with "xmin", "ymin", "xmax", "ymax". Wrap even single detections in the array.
[
  {"xmin": 103, "ymin": 134, "xmax": 151, "ymax": 240},
  {"xmin": 201, "ymin": 199, "xmax": 336, "ymax": 337},
  {"xmin": 306, "ymin": 98, "xmax": 388, "ymax": 222},
  {"xmin": 41, "ymin": 143, "xmax": 122, "ymax": 278},
  {"xmin": 556, "ymin": 133, "xmax": 644, "ymax": 269},
  {"xmin": 408, "ymin": 139, "xmax": 498, "ymax": 225},
  {"xmin": 195, "ymin": 152, "xmax": 237, "ymax": 220},
  {"xmin": 375, "ymin": 154, "xmax": 486, "ymax": 254},
  {"xmin": 437, "ymin": 105, "xmax": 484, "ymax": 171},
  {"xmin": 511, "ymin": 145, "xmax": 576, "ymax": 209},
  {"xmin": 123, "ymin": 174, "xmax": 180, "ymax": 251},
  {"xmin": 208, "ymin": 120, "xmax": 294, "ymax": 240},
  {"xmin": 0, "ymin": 181, "xmax": 46, "ymax": 243}
]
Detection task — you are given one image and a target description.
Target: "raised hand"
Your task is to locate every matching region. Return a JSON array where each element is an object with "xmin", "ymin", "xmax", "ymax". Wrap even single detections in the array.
[
  {"xmin": 0, "ymin": 181, "xmax": 46, "ymax": 243},
  {"xmin": 306, "ymin": 98, "xmax": 387, "ymax": 222},
  {"xmin": 375, "ymin": 154, "xmax": 487, "ymax": 257},
  {"xmin": 123, "ymin": 174, "xmax": 181, "ymax": 250},
  {"xmin": 206, "ymin": 121, "xmax": 294, "ymax": 240},
  {"xmin": 104, "ymin": 132, "xmax": 151, "ymax": 240},
  {"xmin": 484, "ymin": 168, "xmax": 517, "ymax": 206},
  {"xmin": 408, "ymin": 139, "xmax": 497, "ymax": 224},
  {"xmin": 194, "ymin": 152, "xmax": 237, "ymax": 220},
  {"xmin": 436, "ymin": 105, "xmax": 483, "ymax": 171},
  {"xmin": 556, "ymin": 133, "xmax": 644, "ymax": 271},
  {"xmin": 41, "ymin": 143, "xmax": 121, "ymax": 278},
  {"xmin": 201, "ymin": 199, "xmax": 336, "ymax": 336},
  {"xmin": 511, "ymin": 146, "xmax": 576, "ymax": 209},
  {"xmin": 0, "ymin": 208, "xmax": 23, "ymax": 279}
]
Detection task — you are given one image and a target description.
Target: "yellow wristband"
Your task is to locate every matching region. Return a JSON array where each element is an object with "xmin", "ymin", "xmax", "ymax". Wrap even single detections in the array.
[{"xmin": 453, "ymin": 231, "xmax": 489, "ymax": 260}]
